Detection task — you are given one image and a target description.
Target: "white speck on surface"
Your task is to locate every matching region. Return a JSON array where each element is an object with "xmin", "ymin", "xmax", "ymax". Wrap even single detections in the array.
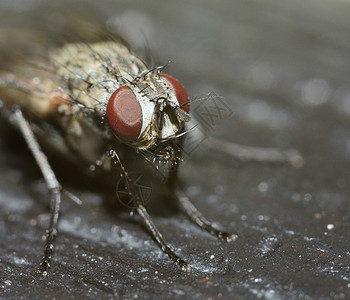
[
  {"xmin": 258, "ymin": 215, "xmax": 270, "ymax": 222},
  {"xmin": 249, "ymin": 287, "xmax": 280, "ymax": 300},
  {"xmin": 300, "ymin": 79, "xmax": 331, "ymax": 106},
  {"xmin": 258, "ymin": 182, "xmax": 268, "ymax": 193},
  {"xmin": 314, "ymin": 212, "xmax": 322, "ymax": 219},
  {"xmin": 12, "ymin": 256, "xmax": 30, "ymax": 265},
  {"xmin": 327, "ymin": 224, "xmax": 335, "ymax": 230},
  {"xmin": 4, "ymin": 280, "xmax": 11, "ymax": 286},
  {"xmin": 284, "ymin": 229, "xmax": 295, "ymax": 235},
  {"xmin": 258, "ymin": 236, "xmax": 278, "ymax": 255},
  {"xmin": 31, "ymin": 77, "xmax": 40, "ymax": 85},
  {"xmin": 291, "ymin": 193, "xmax": 302, "ymax": 202},
  {"xmin": 304, "ymin": 193, "xmax": 312, "ymax": 202},
  {"xmin": 74, "ymin": 217, "xmax": 81, "ymax": 224},
  {"xmin": 173, "ymin": 289, "xmax": 185, "ymax": 295},
  {"xmin": 186, "ymin": 185, "xmax": 201, "ymax": 196}
]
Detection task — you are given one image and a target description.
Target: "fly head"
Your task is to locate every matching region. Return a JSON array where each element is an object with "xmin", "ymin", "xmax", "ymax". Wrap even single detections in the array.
[{"xmin": 106, "ymin": 70, "xmax": 191, "ymax": 181}]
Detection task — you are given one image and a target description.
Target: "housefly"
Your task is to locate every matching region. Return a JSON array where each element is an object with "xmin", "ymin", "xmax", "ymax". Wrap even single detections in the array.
[{"xmin": 0, "ymin": 38, "xmax": 303, "ymax": 276}]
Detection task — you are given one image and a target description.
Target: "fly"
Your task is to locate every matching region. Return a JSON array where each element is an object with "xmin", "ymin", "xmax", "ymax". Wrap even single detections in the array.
[{"xmin": 0, "ymin": 39, "xmax": 303, "ymax": 276}]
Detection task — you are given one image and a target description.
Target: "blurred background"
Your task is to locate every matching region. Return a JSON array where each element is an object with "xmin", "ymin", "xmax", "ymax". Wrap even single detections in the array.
[{"xmin": 0, "ymin": 0, "xmax": 349, "ymax": 299}]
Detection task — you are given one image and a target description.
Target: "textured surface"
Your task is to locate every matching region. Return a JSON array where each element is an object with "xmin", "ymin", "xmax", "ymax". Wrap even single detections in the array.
[{"xmin": 0, "ymin": 0, "xmax": 350, "ymax": 299}]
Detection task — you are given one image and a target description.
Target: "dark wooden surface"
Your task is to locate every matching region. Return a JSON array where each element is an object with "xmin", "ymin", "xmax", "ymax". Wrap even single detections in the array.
[{"xmin": 0, "ymin": 0, "xmax": 349, "ymax": 299}]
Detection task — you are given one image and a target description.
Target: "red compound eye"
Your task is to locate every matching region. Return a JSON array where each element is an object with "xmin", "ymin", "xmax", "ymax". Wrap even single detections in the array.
[
  {"xmin": 160, "ymin": 73, "xmax": 189, "ymax": 113},
  {"xmin": 106, "ymin": 86, "xmax": 143, "ymax": 141}
]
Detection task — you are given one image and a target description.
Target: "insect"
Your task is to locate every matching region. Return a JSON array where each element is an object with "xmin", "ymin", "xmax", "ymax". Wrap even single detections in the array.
[{"xmin": 0, "ymin": 38, "xmax": 303, "ymax": 276}]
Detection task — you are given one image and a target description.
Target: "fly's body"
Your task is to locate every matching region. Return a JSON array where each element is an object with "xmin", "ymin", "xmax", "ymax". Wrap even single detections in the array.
[
  {"xmin": 0, "ymin": 38, "xmax": 303, "ymax": 275},
  {"xmin": 0, "ymin": 39, "xmax": 236, "ymax": 274},
  {"xmin": 1, "ymin": 42, "xmax": 188, "ymax": 171}
]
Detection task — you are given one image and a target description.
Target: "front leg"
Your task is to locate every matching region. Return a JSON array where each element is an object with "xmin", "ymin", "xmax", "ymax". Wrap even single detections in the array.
[
  {"xmin": 109, "ymin": 149, "xmax": 190, "ymax": 270},
  {"xmin": 13, "ymin": 107, "xmax": 62, "ymax": 276},
  {"xmin": 174, "ymin": 182, "xmax": 237, "ymax": 242},
  {"xmin": 136, "ymin": 204, "xmax": 190, "ymax": 270},
  {"xmin": 165, "ymin": 141, "xmax": 237, "ymax": 243},
  {"xmin": 205, "ymin": 136, "xmax": 304, "ymax": 168},
  {"xmin": 185, "ymin": 116, "xmax": 304, "ymax": 168}
]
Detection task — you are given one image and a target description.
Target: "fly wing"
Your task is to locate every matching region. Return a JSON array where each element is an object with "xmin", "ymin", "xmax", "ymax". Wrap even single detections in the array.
[{"xmin": 0, "ymin": 5, "xmax": 128, "ymax": 118}]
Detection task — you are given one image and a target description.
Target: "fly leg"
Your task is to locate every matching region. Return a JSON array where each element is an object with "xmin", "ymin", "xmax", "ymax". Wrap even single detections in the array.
[
  {"xmin": 136, "ymin": 204, "xmax": 190, "ymax": 270},
  {"xmin": 174, "ymin": 183, "xmax": 238, "ymax": 242},
  {"xmin": 109, "ymin": 149, "xmax": 190, "ymax": 270},
  {"xmin": 13, "ymin": 107, "xmax": 61, "ymax": 276},
  {"xmin": 204, "ymin": 136, "xmax": 304, "ymax": 168}
]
